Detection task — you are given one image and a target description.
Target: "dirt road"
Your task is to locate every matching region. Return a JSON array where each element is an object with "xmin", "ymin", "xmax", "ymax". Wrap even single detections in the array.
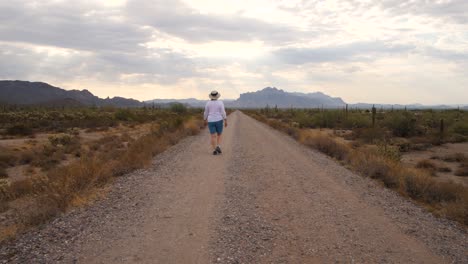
[{"xmin": 1, "ymin": 111, "xmax": 467, "ymax": 263}]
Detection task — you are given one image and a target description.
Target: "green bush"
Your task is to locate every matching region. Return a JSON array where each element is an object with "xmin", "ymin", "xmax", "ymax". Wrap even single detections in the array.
[
  {"xmin": 5, "ymin": 124, "xmax": 33, "ymax": 136},
  {"xmin": 114, "ymin": 109, "xmax": 135, "ymax": 121},
  {"xmin": 48, "ymin": 134, "xmax": 73, "ymax": 146},
  {"xmin": 170, "ymin": 103, "xmax": 187, "ymax": 114},
  {"xmin": 452, "ymin": 122, "xmax": 468, "ymax": 136},
  {"xmin": 385, "ymin": 112, "xmax": 417, "ymax": 137},
  {"xmin": 351, "ymin": 127, "xmax": 387, "ymax": 143},
  {"xmin": 343, "ymin": 113, "xmax": 372, "ymax": 129}
]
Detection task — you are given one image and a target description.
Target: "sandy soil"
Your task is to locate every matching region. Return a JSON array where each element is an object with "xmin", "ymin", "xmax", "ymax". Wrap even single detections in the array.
[
  {"xmin": 0, "ymin": 123, "xmax": 151, "ymax": 182},
  {"xmin": 401, "ymin": 142, "xmax": 468, "ymax": 186},
  {"xmin": 1, "ymin": 111, "xmax": 466, "ymax": 263}
]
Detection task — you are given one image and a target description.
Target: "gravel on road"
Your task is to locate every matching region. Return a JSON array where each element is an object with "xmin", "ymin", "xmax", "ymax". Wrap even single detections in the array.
[{"xmin": 1, "ymin": 111, "xmax": 466, "ymax": 263}]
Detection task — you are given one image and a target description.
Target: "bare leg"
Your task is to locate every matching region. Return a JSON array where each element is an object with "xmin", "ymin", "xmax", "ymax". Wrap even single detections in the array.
[
  {"xmin": 216, "ymin": 133, "xmax": 222, "ymax": 146},
  {"xmin": 210, "ymin": 134, "xmax": 217, "ymax": 150}
]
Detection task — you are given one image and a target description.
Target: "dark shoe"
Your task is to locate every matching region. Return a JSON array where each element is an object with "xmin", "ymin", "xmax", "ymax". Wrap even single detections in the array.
[
  {"xmin": 215, "ymin": 146, "xmax": 222, "ymax": 154},
  {"xmin": 213, "ymin": 150, "xmax": 218, "ymax": 155}
]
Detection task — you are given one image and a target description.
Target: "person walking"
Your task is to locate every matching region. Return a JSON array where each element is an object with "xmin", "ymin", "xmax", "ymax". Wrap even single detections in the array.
[{"xmin": 204, "ymin": 90, "xmax": 227, "ymax": 155}]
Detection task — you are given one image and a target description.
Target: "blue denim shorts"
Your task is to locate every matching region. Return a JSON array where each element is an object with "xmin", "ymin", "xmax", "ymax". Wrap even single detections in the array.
[{"xmin": 208, "ymin": 120, "xmax": 224, "ymax": 134}]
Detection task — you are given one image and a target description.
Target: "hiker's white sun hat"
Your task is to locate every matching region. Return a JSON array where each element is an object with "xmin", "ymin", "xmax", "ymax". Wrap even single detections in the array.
[{"xmin": 209, "ymin": 90, "xmax": 221, "ymax": 100}]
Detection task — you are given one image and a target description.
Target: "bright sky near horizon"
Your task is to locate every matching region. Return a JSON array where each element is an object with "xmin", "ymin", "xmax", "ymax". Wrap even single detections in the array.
[{"xmin": 0, "ymin": 0, "xmax": 467, "ymax": 104}]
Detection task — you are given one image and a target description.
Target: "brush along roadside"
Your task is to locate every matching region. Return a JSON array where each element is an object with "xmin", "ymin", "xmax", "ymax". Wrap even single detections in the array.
[
  {"xmin": 248, "ymin": 112, "xmax": 468, "ymax": 227},
  {"xmin": 0, "ymin": 116, "xmax": 204, "ymax": 242}
]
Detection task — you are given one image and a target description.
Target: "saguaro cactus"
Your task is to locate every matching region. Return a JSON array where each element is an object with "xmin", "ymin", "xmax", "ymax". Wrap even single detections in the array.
[
  {"xmin": 440, "ymin": 118, "xmax": 445, "ymax": 135},
  {"xmin": 372, "ymin": 104, "xmax": 377, "ymax": 127}
]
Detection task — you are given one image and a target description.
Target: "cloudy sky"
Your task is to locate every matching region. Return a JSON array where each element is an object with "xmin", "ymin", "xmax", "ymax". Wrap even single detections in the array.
[{"xmin": 1, "ymin": 0, "xmax": 467, "ymax": 104}]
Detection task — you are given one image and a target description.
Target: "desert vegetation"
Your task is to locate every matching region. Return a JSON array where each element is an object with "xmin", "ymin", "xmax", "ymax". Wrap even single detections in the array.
[
  {"xmin": 246, "ymin": 107, "xmax": 468, "ymax": 226},
  {"xmin": 0, "ymin": 104, "xmax": 204, "ymax": 241}
]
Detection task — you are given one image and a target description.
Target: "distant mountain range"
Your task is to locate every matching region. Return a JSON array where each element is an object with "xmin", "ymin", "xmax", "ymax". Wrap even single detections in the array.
[
  {"xmin": 148, "ymin": 87, "xmax": 467, "ymax": 110},
  {"xmin": 0, "ymin": 80, "xmax": 142, "ymax": 107},
  {"xmin": 1, "ymin": 80, "xmax": 466, "ymax": 109},
  {"xmin": 147, "ymin": 87, "xmax": 346, "ymax": 108},
  {"xmin": 230, "ymin": 87, "xmax": 346, "ymax": 108}
]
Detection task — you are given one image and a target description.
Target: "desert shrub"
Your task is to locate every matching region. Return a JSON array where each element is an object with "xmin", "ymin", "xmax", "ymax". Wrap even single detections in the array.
[
  {"xmin": 416, "ymin": 159, "xmax": 437, "ymax": 175},
  {"xmin": 46, "ymin": 134, "xmax": 81, "ymax": 156},
  {"xmin": 19, "ymin": 150, "xmax": 34, "ymax": 165},
  {"xmin": 403, "ymin": 171, "xmax": 433, "ymax": 200},
  {"xmin": 5, "ymin": 124, "xmax": 34, "ymax": 136},
  {"xmin": 376, "ymin": 143, "xmax": 401, "ymax": 162},
  {"xmin": 437, "ymin": 166, "xmax": 452, "ymax": 173},
  {"xmin": 184, "ymin": 118, "xmax": 202, "ymax": 135},
  {"xmin": 444, "ymin": 199, "xmax": 468, "ymax": 225},
  {"xmin": 0, "ymin": 152, "xmax": 16, "ymax": 167},
  {"xmin": 445, "ymin": 132, "xmax": 467, "ymax": 143},
  {"xmin": 5, "ymin": 179, "xmax": 34, "ymax": 200},
  {"xmin": 292, "ymin": 111, "xmax": 315, "ymax": 128},
  {"xmin": 423, "ymin": 181, "xmax": 462, "ymax": 204},
  {"xmin": 409, "ymin": 142, "xmax": 433, "ymax": 151},
  {"xmin": 48, "ymin": 134, "xmax": 73, "ymax": 146},
  {"xmin": 166, "ymin": 129, "xmax": 185, "ymax": 145},
  {"xmin": 417, "ymin": 160, "xmax": 436, "ymax": 169},
  {"xmin": 114, "ymin": 109, "xmax": 135, "ymax": 121},
  {"xmin": 172, "ymin": 117, "xmax": 184, "ymax": 129},
  {"xmin": 31, "ymin": 145, "xmax": 64, "ymax": 171},
  {"xmin": 403, "ymin": 170, "xmax": 462, "ymax": 204},
  {"xmin": 303, "ymin": 134, "xmax": 350, "ymax": 161},
  {"xmin": 19, "ymin": 198, "xmax": 61, "ymax": 227},
  {"xmin": 170, "ymin": 103, "xmax": 187, "ymax": 114},
  {"xmin": 350, "ymin": 151, "xmax": 400, "ymax": 187},
  {"xmin": 455, "ymin": 162, "xmax": 468, "ymax": 176},
  {"xmin": 390, "ymin": 138, "xmax": 411, "ymax": 152},
  {"xmin": 0, "ymin": 168, "xmax": 7, "ymax": 178},
  {"xmin": 312, "ymin": 110, "xmax": 345, "ymax": 129},
  {"xmin": 350, "ymin": 127, "xmax": 387, "ymax": 143},
  {"xmin": 385, "ymin": 112, "xmax": 417, "ymax": 137},
  {"xmin": 285, "ymin": 126, "xmax": 300, "ymax": 140},
  {"xmin": 342, "ymin": 114, "xmax": 372, "ymax": 129},
  {"xmin": 267, "ymin": 119, "xmax": 285, "ymax": 130},
  {"xmin": 442, "ymin": 153, "xmax": 466, "ymax": 163},
  {"xmin": 0, "ymin": 200, "xmax": 8, "ymax": 214},
  {"xmin": 452, "ymin": 122, "xmax": 468, "ymax": 136}
]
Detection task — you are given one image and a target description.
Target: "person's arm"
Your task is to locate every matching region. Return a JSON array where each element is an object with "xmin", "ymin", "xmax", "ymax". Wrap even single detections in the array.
[
  {"xmin": 204, "ymin": 102, "xmax": 209, "ymax": 125},
  {"xmin": 221, "ymin": 101, "xmax": 227, "ymax": 127}
]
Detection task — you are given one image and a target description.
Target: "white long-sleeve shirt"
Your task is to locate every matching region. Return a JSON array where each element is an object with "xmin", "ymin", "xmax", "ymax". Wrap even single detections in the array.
[{"xmin": 204, "ymin": 100, "xmax": 226, "ymax": 122}]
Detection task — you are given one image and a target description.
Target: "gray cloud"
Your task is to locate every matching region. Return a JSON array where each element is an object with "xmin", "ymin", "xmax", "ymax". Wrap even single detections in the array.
[
  {"xmin": 375, "ymin": 0, "xmax": 468, "ymax": 24},
  {"xmin": 0, "ymin": 45, "xmax": 39, "ymax": 79},
  {"xmin": 0, "ymin": 1, "xmax": 151, "ymax": 52},
  {"xmin": 0, "ymin": 0, "xmax": 466, "ymax": 103},
  {"xmin": 125, "ymin": 0, "xmax": 302, "ymax": 43},
  {"xmin": 273, "ymin": 41, "xmax": 415, "ymax": 64},
  {"xmin": 281, "ymin": 0, "xmax": 468, "ymax": 25},
  {"xmin": 0, "ymin": 42, "xmax": 199, "ymax": 85},
  {"xmin": 423, "ymin": 47, "xmax": 468, "ymax": 64}
]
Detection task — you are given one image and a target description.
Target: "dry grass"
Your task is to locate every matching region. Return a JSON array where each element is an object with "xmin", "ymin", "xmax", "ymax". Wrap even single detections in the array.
[
  {"xmin": 0, "ymin": 167, "xmax": 7, "ymax": 178},
  {"xmin": 253, "ymin": 113, "xmax": 468, "ymax": 227},
  {"xmin": 0, "ymin": 224, "xmax": 19, "ymax": 242},
  {"xmin": 0, "ymin": 116, "xmax": 203, "ymax": 241},
  {"xmin": 455, "ymin": 161, "xmax": 468, "ymax": 177},
  {"xmin": 416, "ymin": 159, "xmax": 438, "ymax": 176},
  {"xmin": 184, "ymin": 118, "xmax": 203, "ymax": 135},
  {"xmin": 437, "ymin": 166, "xmax": 452, "ymax": 173},
  {"xmin": 301, "ymin": 133, "xmax": 350, "ymax": 161},
  {"xmin": 442, "ymin": 153, "xmax": 466, "ymax": 163},
  {"xmin": 349, "ymin": 151, "xmax": 401, "ymax": 188}
]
